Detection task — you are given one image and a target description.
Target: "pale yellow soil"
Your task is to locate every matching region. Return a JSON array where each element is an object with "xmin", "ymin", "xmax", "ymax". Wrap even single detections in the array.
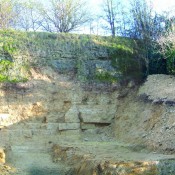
[{"xmin": 1, "ymin": 69, "xmax": 175, "ymax": 175}]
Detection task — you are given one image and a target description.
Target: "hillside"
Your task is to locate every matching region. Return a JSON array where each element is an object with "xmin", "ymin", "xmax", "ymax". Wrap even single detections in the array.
[{"xmin": 0, "ymin": 32, "xmax": 174, "ymax": 175}]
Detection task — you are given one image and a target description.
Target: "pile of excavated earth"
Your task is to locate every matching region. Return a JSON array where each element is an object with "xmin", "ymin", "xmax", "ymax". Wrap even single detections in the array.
[{"xmin": 0, "ymin": 68, "xmax": 175, "ymax": 175}]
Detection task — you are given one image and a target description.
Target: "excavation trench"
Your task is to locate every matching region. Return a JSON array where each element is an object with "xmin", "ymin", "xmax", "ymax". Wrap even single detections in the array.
[{"xmin": 0, "ymin": 71, "xmax": 175, "ymax": 175}]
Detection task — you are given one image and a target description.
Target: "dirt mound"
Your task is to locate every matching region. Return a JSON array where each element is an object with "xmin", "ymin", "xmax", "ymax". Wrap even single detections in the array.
[
  {"xmin": 139, "ymin": 74, "xmax": 175, "ymax": 103},
  {"xmin": 115, "ymin": 75, "xmax": 175, "ymax": 155}
]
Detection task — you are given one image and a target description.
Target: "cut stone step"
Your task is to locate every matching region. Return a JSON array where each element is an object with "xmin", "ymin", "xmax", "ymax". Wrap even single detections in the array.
[
  {"xmin": 59, "ymin": 123, "xmax": 80, "ymax": 130},
  {"xmin": 10, "ymin": 145, "xmax": 50, "ymax": 153},
  {"xmin": 7, "ymin": 129, "xmax": 58, "ymax": 138},
  {"xmin": 79, "ymin": 105, "xmax": 116, "ymax": 124}
]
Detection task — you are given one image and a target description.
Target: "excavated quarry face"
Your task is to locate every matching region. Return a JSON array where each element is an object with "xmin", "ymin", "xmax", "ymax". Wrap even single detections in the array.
[
  {"xmin": 0, "ymin": 69, "xmax": 175, "ymax": 175},
  {"xmin": 0, "ymin": 67, "xmax": 118, "ymax": 143},
  {"xmin": 0, "ymin": 67, "xmax": 118, "ymax": 174}
]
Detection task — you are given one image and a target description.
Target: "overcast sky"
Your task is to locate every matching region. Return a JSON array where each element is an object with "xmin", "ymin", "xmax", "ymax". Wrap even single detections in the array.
[{"xmin": 153, "ymin": 0, "xmax": 175, "ymax": 12}]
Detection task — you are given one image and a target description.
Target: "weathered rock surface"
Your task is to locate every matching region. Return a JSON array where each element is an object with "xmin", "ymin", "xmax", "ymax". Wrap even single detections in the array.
[
  {"xmin": 0, "ymin": 164, "xmax": 16, "ymax": 175},
  {"xmin": 64, "ymin": 105, "xmax": 80, "ymax": 123},
  {"xmin": 0, "ymin": 67, "xmax": 117, "ymax": 143},
  {"xmin": 79, "ymin": 105, "xmax": 116, "ymax": 124},
  {"xmin": 58, "ymin": 123, "xmax": 80, "ymax": 130}
]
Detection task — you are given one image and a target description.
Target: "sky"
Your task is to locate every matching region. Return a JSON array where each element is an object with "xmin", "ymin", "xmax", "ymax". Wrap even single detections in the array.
[
  {"xmin": 40, "ymin": 0, "xmax": 175, "ymax": 13},
  {"xmin": 40, "ymin": 0, "xmax": 175, "ymax": 15},
  {"xmin": 153, "ymin": 0, "xmax": 175, "ymax": 13},
  {"xmin": 88, "ymin": 0, "xmax": 175, "ymax": 14}
]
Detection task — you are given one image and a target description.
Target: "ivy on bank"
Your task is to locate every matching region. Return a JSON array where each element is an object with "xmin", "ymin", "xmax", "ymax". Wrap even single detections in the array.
[{"xmin": 0, "ymin": 29, "xmax": 29, "ymax": 83}]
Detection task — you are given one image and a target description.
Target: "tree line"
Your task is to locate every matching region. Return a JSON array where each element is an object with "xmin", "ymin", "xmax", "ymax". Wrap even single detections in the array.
[
  {"xmin": 0, "ymin": 0, "xmax": 91, "ymax": 33},
  {"xmin": 102, "ymin": 0, "xmax": 175, "ymax": 77},
  {"xmin": 2, "ymin": 0, "xmax": 173, "ymax": 34}
]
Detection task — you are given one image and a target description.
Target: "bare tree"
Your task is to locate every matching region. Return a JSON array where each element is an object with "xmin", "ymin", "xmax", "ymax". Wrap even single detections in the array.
[
  {"xmin": 129, "ymin": 0, "xmax": 153, "ymax": 39},
  {"xmin": 101, "ymin": 0, "xmax": 121, "ymax": 36},
  {"xmin": 14, "ymin": 0, "xmax": 43, "ymax": 31},
  {"xmin": 0, "ymin": 0, "xmax": 17, "ymax": 29},
  {"xmin": 127, "ymin": 0, "xmax": 168, "ymax": 75},
  {"xmin": 129, "ymin": 0, "xmax": 167, "ymax": 39},
  {"xmin": 40, "ymin": 0, "xmax": 91, "ymax": 33}
]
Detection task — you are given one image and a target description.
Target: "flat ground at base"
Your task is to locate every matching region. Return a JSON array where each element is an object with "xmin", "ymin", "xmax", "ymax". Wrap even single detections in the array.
[{"xmin": 4, "ymin": 135, "xmax": 175, "ymax": 175}]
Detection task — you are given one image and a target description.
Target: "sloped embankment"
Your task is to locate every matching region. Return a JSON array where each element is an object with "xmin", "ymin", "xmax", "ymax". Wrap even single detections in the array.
[{"xmin": 115, "ymin": 74, "xmax": 175, "ymax": 154}]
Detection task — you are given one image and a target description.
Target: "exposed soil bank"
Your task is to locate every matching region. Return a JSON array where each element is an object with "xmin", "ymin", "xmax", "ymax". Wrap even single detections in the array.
[
  {"xmin": 115, "ymin": 75, "xmax": 175, "ymax": 154},
  {"xmin": 51, "ymin": 74, "xmax": 175, "ymax": 175},
  {"xmin": 0, "ymin": 69, "xmax": 175, "ymax": 175}
]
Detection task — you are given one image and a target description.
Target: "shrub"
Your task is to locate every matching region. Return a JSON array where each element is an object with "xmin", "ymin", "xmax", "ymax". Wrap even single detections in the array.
[
  {"xmin": 108, "ymin": 38, "xmax": 145, "ymax": 81},
  {"xmin": 158, "ymin": 32, "xmax": 175, "ymax": 74},
  {"xmin": 0, "ymin": 29, "xmax": 29, "ymax": 82}
]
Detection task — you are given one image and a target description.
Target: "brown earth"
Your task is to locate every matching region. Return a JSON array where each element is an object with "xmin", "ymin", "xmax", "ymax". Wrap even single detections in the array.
[{"xmin": 0, "ymin": 68, "xmax": 175, "ymax": 175}]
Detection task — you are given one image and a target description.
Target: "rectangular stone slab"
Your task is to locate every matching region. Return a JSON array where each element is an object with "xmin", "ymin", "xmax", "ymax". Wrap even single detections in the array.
[
  {"xmin": 64, "ymin": 106, "xmax": 80, "ymax": 123},
  {"xmin": 79, "ymin": 105, "xmax": 116, "ymax": 124},
  {"xmin": 58, "ymin": 123, "xmax": 80, "ymax": 130},
  {"xmin": 81, "ymin": 123, "xmax": 96, "ymax": 130}
]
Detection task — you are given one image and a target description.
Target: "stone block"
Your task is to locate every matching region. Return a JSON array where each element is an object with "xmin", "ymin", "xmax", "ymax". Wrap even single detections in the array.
[
  {"xmin": 81, "ymin": 123, "xmax": 96, "ymax": 130},
  {"xmin": 25, "ymin": 123, "xmax": 47, "ymax": 130},
  {"xmin": 65, "ymin": 106, "xmax": 80, "ymax": 123},
  {"xmin": 9, "ymin": 130, "xmax": 22, "ymax": 138},
  {"xmin": 79, "ymin": 105, "xmax": 116, "ymax": 124},
  {"xmin": 51, "ymin": 60, "xmax": 76, "ymax": 73},
  {"xmin": 59, "ymin": 123, "xmax": 80, "ymax": 130},
  {"xmin": 58, "ymin": 130, "xmax": 81, "ymax": 139},
  {"xmin": 59, "ymin": 130, "xmax": 80, "ymax": 135},
  {"xmin": 30, "ymin": 129, "xmax": 57, "ymax": 136},
  {"xmin": 77, "ymin": 60, "xmax": 117, "ymax": 81},
  {"xmin": 47, "ymin": 123, "xmax": 59, "ymax": 130}
]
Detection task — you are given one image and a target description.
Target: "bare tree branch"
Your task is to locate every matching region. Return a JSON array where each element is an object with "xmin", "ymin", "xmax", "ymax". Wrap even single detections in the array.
[{"xmin": 39, "ymin": 0, "xmax": 91, "ymax": 33}]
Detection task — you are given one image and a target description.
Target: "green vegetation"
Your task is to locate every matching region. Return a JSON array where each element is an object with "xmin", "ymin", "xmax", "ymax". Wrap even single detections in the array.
[
  {"xmin": 0, "ymin": 30, "xmax": 149, "ymax": 83},
  {"xmin": 0, "ymin": 29, "xmax": 175, "ymax": 84},
  {"xmin": 0, "ymin": 60, "xmax": 26, "ymax": 83},
  {"xmin": 104, "ymin": 38, "xmax": 145, "ymax": 81},
  {"xmin": 95, "ymin": 71, "xmax": 117, "ymax": 83},
  {"xmin": 0, "ymin": 60, "xmax": 12, "ymax": 82},
  {"xmin": 157, "ymin": 33, "xmax": 175, "ymax": 75},
  {"xmin": 0, "ymin": 29, "xmax": 27, "ymax": 55},
  {"xmin": 0, "ymin": 29, "xmax": 29, "ymax": 83},
  {"xmin": 0, "ymin": 0, "xmax": 175, "ymax": 83}
]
